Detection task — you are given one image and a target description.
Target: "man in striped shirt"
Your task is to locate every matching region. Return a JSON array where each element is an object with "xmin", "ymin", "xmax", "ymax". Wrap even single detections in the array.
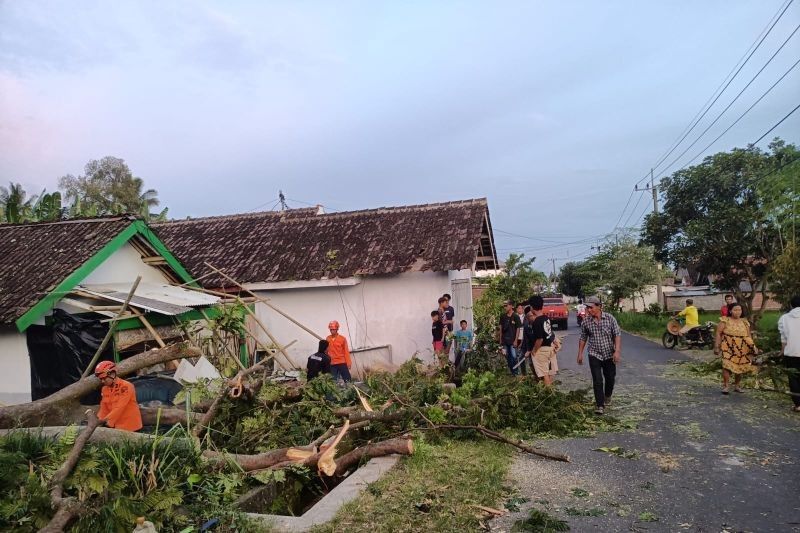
[{"xmin": 577, "ymin": 296, "xmax": 622, "ymax": 415}]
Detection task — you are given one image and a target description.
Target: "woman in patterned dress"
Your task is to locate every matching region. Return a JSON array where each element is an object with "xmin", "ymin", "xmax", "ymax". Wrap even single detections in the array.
[{"xmin": 714, "ymin": 303, "xmax": 758, "ymax": 394}]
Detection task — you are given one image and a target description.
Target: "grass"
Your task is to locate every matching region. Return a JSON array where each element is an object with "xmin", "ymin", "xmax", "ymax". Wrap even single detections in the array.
[
  {"xmin": 612, "ymin": 310, "xmax": 781, "ymax": 350},
  {"xmin": 311, "ymin": 438, "xmax": 512, "ymax": 533}
]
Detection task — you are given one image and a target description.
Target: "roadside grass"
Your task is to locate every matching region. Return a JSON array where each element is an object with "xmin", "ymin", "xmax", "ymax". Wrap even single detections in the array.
[
  {"xmin": 612, "ymin": 310, "xmax": 781, "ymax": 350},
  {"xmin": 311, "ymin": 437, "xmax": 512, "ymax": 533}
]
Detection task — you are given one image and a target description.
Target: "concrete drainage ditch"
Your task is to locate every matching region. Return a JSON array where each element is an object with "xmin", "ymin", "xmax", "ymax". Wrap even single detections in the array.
[{"xmin": 246, "ymin": 455, "xmax": 400, "ymax": 532}]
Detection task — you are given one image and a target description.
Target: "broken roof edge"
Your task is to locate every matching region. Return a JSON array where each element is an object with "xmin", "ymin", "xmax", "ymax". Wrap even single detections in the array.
[{"xmin": 13, "ymin": 219, "xmax": 196, "ymax": 332}]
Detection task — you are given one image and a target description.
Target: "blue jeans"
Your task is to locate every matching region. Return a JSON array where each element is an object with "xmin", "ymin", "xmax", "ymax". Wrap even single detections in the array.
[
  {"xmin": 331, "ymin": 364, "xmax": 351, "ymax": 383},
  {"xmin": 503, "ymin": 344, "xmax": 519, "ymax": 375}
]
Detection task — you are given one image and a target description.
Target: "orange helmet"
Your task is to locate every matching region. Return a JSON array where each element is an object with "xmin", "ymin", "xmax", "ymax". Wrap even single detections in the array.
[
  {"xmin": 94, "ymin": 360, "xmax": 117, "ymax": 378},
  {"xmin": 328, "ymin": 320, "xmax": 340, "ymax": 330}
]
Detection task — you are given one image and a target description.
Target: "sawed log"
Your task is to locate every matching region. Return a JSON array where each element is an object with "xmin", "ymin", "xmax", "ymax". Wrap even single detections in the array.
[{"xmin": 0, "ymin": 342, "xmax": 201, "ymax": 429}]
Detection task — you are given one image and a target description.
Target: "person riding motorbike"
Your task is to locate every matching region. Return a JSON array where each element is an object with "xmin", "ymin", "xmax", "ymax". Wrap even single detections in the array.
[{"xmin": 675, "ymin": 299, "xmax": 700, "ymax": 337}]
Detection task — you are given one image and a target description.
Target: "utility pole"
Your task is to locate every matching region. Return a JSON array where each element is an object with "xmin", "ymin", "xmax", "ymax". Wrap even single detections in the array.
[
  {"xmin": 635, "ymin": 169, "xmax": 663, "ymax": 307},
  {"xmin": 550, "ymin": 257, "xmax": 557, "ymax": 289},
  {"xmin": 634, "ymin": 169, "xmax": 659, "ymax": 219},
  {"xmin": 278, "ymin": 190, "xmax": 288, "ymax": 211}
]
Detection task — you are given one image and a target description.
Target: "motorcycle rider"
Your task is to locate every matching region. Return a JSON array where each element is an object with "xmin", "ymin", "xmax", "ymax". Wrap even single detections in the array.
[{"xmin": 676, "ymin": 299, "xmax": 700, "ymax": 337}]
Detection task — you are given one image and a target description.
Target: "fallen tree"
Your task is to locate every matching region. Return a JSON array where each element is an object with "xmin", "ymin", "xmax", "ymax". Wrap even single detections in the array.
[{"xmin": 0, "ymin": 342, "xmax": 200, "ymax": 429}]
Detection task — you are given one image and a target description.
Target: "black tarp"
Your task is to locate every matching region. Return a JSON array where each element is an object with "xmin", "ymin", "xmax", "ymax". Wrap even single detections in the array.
[{"xmin": 26, "ymin": 309, "xmax": 114, "ymax": 402}]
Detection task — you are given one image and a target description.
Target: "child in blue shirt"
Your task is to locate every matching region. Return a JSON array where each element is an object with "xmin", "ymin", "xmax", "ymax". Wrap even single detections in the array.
[{"xmin": 453, "ymin": 320, "xmax": 474, "ymax": 369}]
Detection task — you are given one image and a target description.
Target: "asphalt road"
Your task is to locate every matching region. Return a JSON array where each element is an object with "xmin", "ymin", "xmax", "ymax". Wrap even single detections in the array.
[{"xmin": 493, "ymin": 319, "xmax": 800, "ymax": 533}]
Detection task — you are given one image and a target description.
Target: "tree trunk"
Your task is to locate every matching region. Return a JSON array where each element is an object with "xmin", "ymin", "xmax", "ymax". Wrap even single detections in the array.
[
  {"xmin": 333, "ymin": 437, "xmax": 414, "ymax": 476},
  {"xmin": 0, "ymin": 343, "xmax": 200, "ymax": 429}
]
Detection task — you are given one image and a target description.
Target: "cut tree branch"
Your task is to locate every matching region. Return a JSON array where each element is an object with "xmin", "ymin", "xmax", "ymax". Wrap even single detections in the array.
[{"xmin": 0, "ymin": 342, "xmax": 201, "ymax": 429}]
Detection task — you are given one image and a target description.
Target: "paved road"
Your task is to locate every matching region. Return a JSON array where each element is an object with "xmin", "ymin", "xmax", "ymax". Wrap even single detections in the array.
[{"xmin": 494, "ymin": 322, "xmax": 800, "ymax": 533}]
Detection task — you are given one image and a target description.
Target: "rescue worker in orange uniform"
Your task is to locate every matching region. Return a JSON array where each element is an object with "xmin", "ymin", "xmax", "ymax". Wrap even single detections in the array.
[
  {"xmin": 326, "ymin": 320, "xmax": 352, "ymax": 383},
  {"xmin": 95, "ymin": 361, "xmax": 142, "ymax": 432}
]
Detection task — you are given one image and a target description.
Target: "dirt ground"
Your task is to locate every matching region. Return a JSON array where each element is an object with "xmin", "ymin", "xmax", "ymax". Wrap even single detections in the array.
[{"xmin": 491, "ymin": 326, "xmax": 800, "ymax": 533}]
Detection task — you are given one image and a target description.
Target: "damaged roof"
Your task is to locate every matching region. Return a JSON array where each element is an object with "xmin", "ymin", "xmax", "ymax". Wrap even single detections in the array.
[
  {"xmin": 0, "ymin": 217, "xmax": 134, "ymax": 325},
  {"xmin": 0, "ymin": 217, "xmax": 195, "ymax": 329},
  {"xmin": 154, "ymin": 198, "xmax": 497, "ymax": 286}
]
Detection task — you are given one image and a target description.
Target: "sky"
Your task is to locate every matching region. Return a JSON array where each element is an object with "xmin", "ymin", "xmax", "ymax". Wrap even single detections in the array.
[{"xmin": 1, "ymin": 1, "xmax": 799, "ymax": 273}]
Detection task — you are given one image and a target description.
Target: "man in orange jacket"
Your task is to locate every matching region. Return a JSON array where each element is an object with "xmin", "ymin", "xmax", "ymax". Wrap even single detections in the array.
[
  {"xmin": 95, "ymin": 361, "xmax": 143, "ymax": 432},
  {"xmin": 326, "ymin": 320, "xmax": 352, "ymax": 383}
]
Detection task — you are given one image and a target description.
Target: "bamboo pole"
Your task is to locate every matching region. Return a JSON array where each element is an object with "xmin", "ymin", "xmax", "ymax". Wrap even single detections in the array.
[
  {"xmin": 203, "ymin": 262, "xmax": 325, "ymax": 341},
  {"xmin": 82, "ymin": 276, "xmax": 142, "ymax": 378}
]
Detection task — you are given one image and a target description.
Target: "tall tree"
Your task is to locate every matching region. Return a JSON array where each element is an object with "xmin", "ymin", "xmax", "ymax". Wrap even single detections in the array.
[
  {"xmin": 642, "ymin": 139, "xmax": 797, "ymax": 324},
  {"xmin": 59, "ymin": 157, "xmax": 166, "ymax": 220}
]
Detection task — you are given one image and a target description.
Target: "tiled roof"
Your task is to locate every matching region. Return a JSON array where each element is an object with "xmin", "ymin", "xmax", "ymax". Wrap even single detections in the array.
[
  {"xmin": 0, "ymin": 217, "xmax": 135, "ymax": 324},
  {"xmin": 154, "ymin": 199, "xmax": 495, "ymax": 286}
]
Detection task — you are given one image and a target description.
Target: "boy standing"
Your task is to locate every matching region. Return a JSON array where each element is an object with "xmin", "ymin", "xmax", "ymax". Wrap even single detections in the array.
[
  {"xmin": 326, "ymin": 320, "xmax": 352, "ymax": 383},
  {"xmin": 524, "ymin": 296, "xmax": 560, "ymax": 385},
  {"xmin": 439, "ymin": 296, "xmax": 455, "ymax": 354},
  {"xmin": 431, "ymin": 310, "xmax": 445, "ymax": 365},
  {"xmin": 499, "ymin": 300, "xmax": 523, "ymax": 375},
  {"xmin": 307, "ymin": 339, "xmax": 331, "ymax": 380},
  {"xmin": 453, "ymin": 320, "xmax": 474, "ymax": 369}
]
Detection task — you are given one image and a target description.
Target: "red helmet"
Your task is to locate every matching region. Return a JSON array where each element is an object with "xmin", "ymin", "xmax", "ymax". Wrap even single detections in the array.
[
  {"xmin": 94, "ymin": 361, "xmax": 117, "ymax": 377},
  {"xmin": 328, "ymin": 320, "xmax": 340, "ymax": 330}
]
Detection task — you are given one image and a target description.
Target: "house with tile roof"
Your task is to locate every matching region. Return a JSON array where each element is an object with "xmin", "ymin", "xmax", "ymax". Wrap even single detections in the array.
[
  {"xmin": 154, "ymin": 198, "xmax": 498, "ymax": 372},
  {"xmin": 0, "ymin": 216, "xmax": 218, "ymax": 404}
]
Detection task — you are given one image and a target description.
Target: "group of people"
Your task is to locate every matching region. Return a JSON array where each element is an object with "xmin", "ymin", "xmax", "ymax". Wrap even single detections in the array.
[
  {"xmin": 498, "ymin": 297, "xmax": 562, "ymax": 385},
  {"xmin": 431, "ymin": 293, "xmax": 474, "ymax": 369},
  {"xmin": 675, "ymin": 293, "xmax": 800, "ymax": 411},
  {"xmin": 305, "ymin": 320, "xmax": 353, "ymax": 383}
]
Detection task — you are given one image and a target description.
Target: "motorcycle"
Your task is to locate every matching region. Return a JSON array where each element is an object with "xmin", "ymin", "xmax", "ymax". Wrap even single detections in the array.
[
  {"xmin": 662, "ymin": 317, "xmax": 715, "ymax": 350},
  {"xmin": 575, "ymin": 304, "xmax": 587, "ymax": 326}
]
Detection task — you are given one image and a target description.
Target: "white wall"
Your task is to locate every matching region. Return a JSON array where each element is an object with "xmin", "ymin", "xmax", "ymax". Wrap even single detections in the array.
[
  {"xmin": 0, "ymin": 326, "xmax": 32, "ymax": 404},
  {"xmin": 251, "ymin": 271, "xmax": 454, "ymax": 371},
  {"xmin": 82, "ymin": 242, "xmax": 167, "ymax": 285}
]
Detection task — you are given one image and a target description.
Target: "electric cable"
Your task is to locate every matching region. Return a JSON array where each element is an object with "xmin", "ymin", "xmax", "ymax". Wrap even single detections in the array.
[{"xmin": 637, "ymin": 0, "xmax": 796, "ymax": 186}]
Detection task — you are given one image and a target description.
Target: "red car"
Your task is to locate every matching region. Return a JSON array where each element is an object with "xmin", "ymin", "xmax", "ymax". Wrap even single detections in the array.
[{"xmin": 542, "ymin": 296, "xmax": 569, "ymax": 329}]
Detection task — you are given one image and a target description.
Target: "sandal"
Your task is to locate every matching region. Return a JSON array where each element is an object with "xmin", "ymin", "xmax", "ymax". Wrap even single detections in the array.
[
  {"xmin": 721, "ymin": 386, "xmax": 729, "ymax": 395},
  {"xmin": 792, "ymin": 405, "xmax": 800, "ymax": 413},
  {"xmin": 734, "ymin": 386, "xmax": 744, "ymax": 393}
]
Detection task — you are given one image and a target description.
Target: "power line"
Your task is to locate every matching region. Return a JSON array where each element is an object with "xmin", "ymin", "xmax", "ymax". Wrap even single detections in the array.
[
  {"xmin": 637, "ymin": 0, "xmax": 796, "ymax": 186},
  {"xmin": 752, "ymin": 101, "xmax": 800, "ymax": 145},
  {"xmin": 676, "ymin": 62, "xmax": 800, "ymax": 170},
  {"xmin": 653, "ymin": 24, "xmax": 800, "ymax": 180}
]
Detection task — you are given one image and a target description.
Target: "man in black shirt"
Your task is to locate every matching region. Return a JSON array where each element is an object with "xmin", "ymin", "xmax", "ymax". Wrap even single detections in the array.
[
  {"xmin": 524, "ymin": 295, "xmax": 560, "ymax": 385},
  {"xmin": 499, "ymin": 300, "xmax": 523, "ymax": 375},
  {"xmin": 307, "ymin": 340, "xmax": 331, "ymax": 380}
]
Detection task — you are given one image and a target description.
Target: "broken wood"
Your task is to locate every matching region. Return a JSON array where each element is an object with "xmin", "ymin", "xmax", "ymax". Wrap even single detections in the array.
[
  {"xmin": 317, "ymin": 420, "xmax": 350, "ymax": 476},
  {"xmin": 81, "ymin": 275, "xmax": 142, "ymax": 378},
  {"xmin": 0, "ymin": 342, "xmax": 200, "ymax": 429},
  {"xmin": 192, "ymin": 351, "xmax": 283, "ymax": 439},
  {"xmin": 332, "ymin": 437, "xmax": 414, "ymax": 476},
  {"xmin": 41, "ymin": 409, "xmax": 101, "ymax": 532}
]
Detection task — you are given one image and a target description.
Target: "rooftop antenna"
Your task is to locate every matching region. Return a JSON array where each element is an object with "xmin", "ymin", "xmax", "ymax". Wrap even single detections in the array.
[{"xmin": 278, "ymin": 190, "xmax": 288, "ymax": 211}]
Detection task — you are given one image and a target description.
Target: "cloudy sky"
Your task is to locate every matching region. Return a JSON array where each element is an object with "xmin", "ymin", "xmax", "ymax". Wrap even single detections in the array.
[{"xmin": 1, "ymin": 1, "xmax": 798, "ymax": 272}]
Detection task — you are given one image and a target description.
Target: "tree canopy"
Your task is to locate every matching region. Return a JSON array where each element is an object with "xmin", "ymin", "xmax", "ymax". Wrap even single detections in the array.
[
  {"xmin": 59, "ymin": 156, "xmax": 167, "ymax": 221},
  {"xmin": 641, "ymin": 138, "xmax": 799, "ymax": 320}
]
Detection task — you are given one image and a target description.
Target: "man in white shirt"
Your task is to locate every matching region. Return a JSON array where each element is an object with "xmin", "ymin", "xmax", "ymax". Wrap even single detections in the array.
[{"xmin": 778, "ymin": 295, "xmax": 800, "ymax": 412}]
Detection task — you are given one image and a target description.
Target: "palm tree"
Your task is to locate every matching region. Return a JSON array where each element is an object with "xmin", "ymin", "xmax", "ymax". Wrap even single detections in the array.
[{"xmin": 0, "ymin": 182, "xmax": 36, "ymax": 223}]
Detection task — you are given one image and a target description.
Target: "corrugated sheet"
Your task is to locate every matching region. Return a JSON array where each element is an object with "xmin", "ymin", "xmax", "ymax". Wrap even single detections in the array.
[{"xmin": 79, "ymin": 282, "xmax": 219, "ymax": 315}]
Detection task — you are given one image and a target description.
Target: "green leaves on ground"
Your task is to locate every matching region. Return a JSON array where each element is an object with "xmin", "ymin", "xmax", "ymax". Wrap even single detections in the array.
[
  {"xmin": 593, "ymin": 446, "xmax": 639, "ymax": 459},
  {"xmin": 513, "ymin": 508, "xmax": 570, "ymax": 532}
]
